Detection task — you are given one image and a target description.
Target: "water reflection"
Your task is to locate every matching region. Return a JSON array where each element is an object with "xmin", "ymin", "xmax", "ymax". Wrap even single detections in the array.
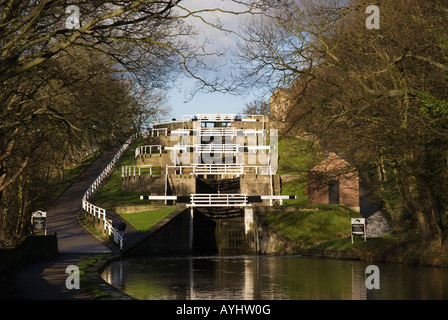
[{"xmin": 101, "ymin": 255, "xmax": 448, "ymax": 300}]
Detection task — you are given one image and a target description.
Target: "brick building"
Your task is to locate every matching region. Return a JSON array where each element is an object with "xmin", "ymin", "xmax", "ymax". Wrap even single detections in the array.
[{"xmin": 307, "ymin": 152, "xmax": 360, "ymax": 211}]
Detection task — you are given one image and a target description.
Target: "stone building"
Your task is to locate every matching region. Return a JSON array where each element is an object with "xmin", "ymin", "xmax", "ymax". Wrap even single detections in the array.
[
  {"xmin": 269, "ymin": 87, "xmax": 294, "ymax": 121},
  {"xmin": 307, "ymin": 152, "xmax": 360, "ymax": 212}
]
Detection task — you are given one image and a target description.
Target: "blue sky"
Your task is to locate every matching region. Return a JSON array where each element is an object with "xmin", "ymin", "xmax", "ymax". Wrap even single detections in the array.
[
  {"xmin": 168, "ymin": 79, "xmax": 258, "ymax": 119},
  {"xmin": 165, "ymin": 0, "xmax": 267, "ymax": 119}
]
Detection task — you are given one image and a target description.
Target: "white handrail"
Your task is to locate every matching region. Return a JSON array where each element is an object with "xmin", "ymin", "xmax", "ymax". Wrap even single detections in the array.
[
  {"xmin": 165, "ymin": 164, "xmax": 272, "ymax": 176},
  {"xmin": 153, "ymin": 114, "xmax": 265, "ymax": 125},
  {"xmin": 122, "ymin": 164, "xmax": 161, "ymax": 178},
  {"xmin": 193, "ymin": 144, "xmax": 239, "ymax": 153},
  {"xmin": 189, "ymin": 193, "xmax": 249, "ymax": 207},
  {"xmin": 170, "ymin": 127, "xmax": 266, "ymax": 137},
  {"xmin": 135, "ymin": 145, "xmax": 162, "ymax": 158},
  {"xmin": 82, "ymin": 134, "xmax": 137, "ymax": 250}
]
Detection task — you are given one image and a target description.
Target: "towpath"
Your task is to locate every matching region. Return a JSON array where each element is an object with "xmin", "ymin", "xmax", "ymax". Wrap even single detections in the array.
[{"xmin": 0, "ymin": 147, "xmax": 121, "ymax": 300}]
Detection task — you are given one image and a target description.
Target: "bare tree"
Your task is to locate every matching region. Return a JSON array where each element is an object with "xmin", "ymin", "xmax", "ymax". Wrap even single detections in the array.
[
  {"xmin": 0, "ymin": 0, "xmax": 273, "ymax": 246},
  {"xmin": 242, "ymin": 99, "xmax": 269, "ymax": 115},
  {"xmin": 236, "ymin": 0, "xmax": 448, "ymax": 243}
]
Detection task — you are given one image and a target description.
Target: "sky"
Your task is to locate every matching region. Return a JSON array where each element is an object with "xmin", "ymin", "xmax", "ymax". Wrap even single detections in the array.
[
  {"xmin": 168, "ymin": 81, "xmax": 256, "ymax": 118},
  {"xmin": 165, "ymin": 0, "xmax": 267, "ymax": 119}
]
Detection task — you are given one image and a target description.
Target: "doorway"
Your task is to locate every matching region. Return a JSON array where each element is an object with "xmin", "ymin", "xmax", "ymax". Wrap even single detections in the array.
[{"xmin": 328, "ymin": 180, "xmax": 340, "ymax": 204}]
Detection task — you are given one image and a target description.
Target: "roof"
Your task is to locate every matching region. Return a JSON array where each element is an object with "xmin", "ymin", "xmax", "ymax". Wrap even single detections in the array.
[{"xmin": 310, "ymin": 152, "xmax": 356, "ymax": 173}]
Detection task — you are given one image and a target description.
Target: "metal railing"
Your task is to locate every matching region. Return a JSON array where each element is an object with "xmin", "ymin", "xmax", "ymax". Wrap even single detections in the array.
[
  {"xmin": 165, "ymin": 164, "xmax": 272, "ymax": 176},
  {"xmin": 170, "ymin": 128, "xmax": 267, "ymax": 137},
  {"xmin": 153, "ymin": 114, "xmax": 265, "ymax": 125},
  {"xmin": 193, "ymin": 144, "xmax": 240, "ymax": 154},
  {"xmin": 189, "ymin": 193, "xmax": 249, "ymax": 207},
  {"xmin": 122, "ymin": 164, "xmax": 162, "ymax": 178},
  {"xmin": 82, "ymin": 134, "xmax": 137, "ymax": 250},
  {"xmin": 144, "ymin": 127, "xmax": 168, "ymax": 137},
  {"xmin": 135, "ymin": 145, "xmax": 162, "ymax": 158},
  {"xmin": 198, "ymin": 128, "xmax": 239, "ymax": 136}
]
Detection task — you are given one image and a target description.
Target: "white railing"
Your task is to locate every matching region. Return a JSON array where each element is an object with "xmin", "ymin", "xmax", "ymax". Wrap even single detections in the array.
[
  {"xmin": 152, "ymin": 117, "xmax": 190, "ymax": 126},
  {"xmin": 152, "ymin": 114, "xmax": 266, "ymax": 127},
  {"xmin": 164, "ymin": 164, "xmax": 272, "ymax": 176},
  {"xmin": 135, "ymin": 145, "xmax": 162, "ymax": 158},
  {"xmin": 165, "ymin": 114, "xmax": 264, "ymax": 123},
  {"xmin": 193, "ymin": 144, "xmax": 240, "ymax": 154},
  {"xmin": 144, "ymin": 127, "xmax": 168, "ymax": 137},
  {"xmin": 170, "ymin": 129, "xmax": 191, "ymax": 136},
  {"xmin": 191, "ymin": 163, "xmax": 243, "ymax": 175},
  {"xmin": 198, "ymin": 128, "xmax": 239, "ymax": 136},
  {"xmin": 170, "ymin": 128, "xmax": 266, "ymax": 137},
  {"xmin": 122, "ymin": 165, "xmax": 162, "ymax": 178},
  {"xmin": 82, "ymin": 134, "xmax": 137, "ymax": 250},
  {"xmin": 189, "ymin": 193, "xmax": 249, "ymax": 207}
]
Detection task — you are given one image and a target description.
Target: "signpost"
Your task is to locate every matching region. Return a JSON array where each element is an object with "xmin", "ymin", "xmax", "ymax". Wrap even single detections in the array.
[
  {"xmin": 31, "ymin": 211, "xmax": 47, "ymax": 235},
  {"xmin": 351, "ymin": 218, "xmax": 366, "ymax": 244}
]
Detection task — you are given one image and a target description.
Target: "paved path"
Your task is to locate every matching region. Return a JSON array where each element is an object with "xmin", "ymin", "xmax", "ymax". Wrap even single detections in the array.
[
  {"xmin": 0, "ymin": 147, "xmax": 121, "ymax": 300},
  {"xmin": 46, "ymin": 148, "xmax": 117, "ymax": 254}
]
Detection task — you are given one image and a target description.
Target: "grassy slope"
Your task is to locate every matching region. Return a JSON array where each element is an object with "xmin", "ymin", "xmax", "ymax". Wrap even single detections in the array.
[
  {"xmin": 277, "ymin": 136, "xmax": 323, "ymax": 205},
  {"xmin": 122, "ymin": 208, "xmax": 175, "ymax": 231},
  {"xmin": 262, "ymin": 136, "xmax": 368, "ymax": 248},
  {"xmin": 91, "ymin": 135, "xmax": 375, "ymax": 253},
  {"xmin": 92, "ymin": 138, "xmax": 145, "ymax": 208},
  {"xmin": 91, "ymin": 138, "xmax": 176, "ymax": 230},
  {"xmin": 53, "ymin": 151, "xmax": 101, "ymax": 195},
  {"xmin": 261, "ymin": 206, "xmax": 362, "ymax": 247}
]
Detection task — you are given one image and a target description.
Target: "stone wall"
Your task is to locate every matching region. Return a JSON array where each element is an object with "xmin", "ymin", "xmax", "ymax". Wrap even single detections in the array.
[
  {"xmin": 122, "ymin": 206, "xmax": 191, "ymax": 256},
  {"xmin": 122, "ymin": 175, "xmax": 165, "ymax": 193},
  {"xmin": 0, "ymin": 235, "xmax": 58, "ymax": 276},
  {"xmin": 240, "ymin": 174, "xmax": 273, "ymax": 206},
  {"xmin": 168, "ymin": 175, "xmax": 196, "ymax": 197},
  {"xmin": 254, "ymin": 212, "xmax": 299, "ymax": 255}
]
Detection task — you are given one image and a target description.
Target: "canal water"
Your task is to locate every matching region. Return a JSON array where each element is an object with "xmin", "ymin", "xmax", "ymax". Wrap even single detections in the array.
[{"xmin": 101, "ymin": 255, "xmax": 448, "ymax": 300}]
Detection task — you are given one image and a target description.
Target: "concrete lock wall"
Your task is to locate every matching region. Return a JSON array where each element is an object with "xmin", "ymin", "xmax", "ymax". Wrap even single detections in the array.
[
  {"xmin": 122, "ymin": 175, "xmax": 165, "ymax": 193},
  {"xmin": 168, "ymin": 175, "xmax": 196, "ymax": 197},
  {"xmin": 240, "ymin": 175, "xmax": 280, "ymax": 206},
  {"xmin": 120, "ymin": 205, "xmax": 297, "ymax": 257},
  {"xmin": 123, "ymin": 206, "xmax": 191, "ymax": 257}
]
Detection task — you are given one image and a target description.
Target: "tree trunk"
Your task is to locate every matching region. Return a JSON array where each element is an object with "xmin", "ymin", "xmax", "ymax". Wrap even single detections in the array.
[{"xmin": 399, "ymin": 171, "xmax": 443, "ymax": 243}]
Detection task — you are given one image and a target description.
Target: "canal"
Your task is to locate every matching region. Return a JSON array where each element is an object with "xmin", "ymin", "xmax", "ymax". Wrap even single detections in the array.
[{"xmin": 101, "ymin": 255, "xmax": 448, "ymax": 300}]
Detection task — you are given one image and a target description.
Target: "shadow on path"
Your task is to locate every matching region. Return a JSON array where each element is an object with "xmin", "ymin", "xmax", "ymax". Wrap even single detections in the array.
[{"xmin": 0, "ymin": 147, "xmax": 122, "ymax": 300}]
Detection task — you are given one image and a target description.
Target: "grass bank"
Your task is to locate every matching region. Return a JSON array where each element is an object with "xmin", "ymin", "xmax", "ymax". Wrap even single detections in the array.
[
  {"xmin": 259, "ymin": 205, "xmax": 361, "ymax": 247},
  {"xmin": 92, "ymin": 138, "xmax": 144, "ymax": 208},
  {"xmin": 121, "ymin": 207, "xmax": 176, "ymax": 231},
  {"xmin": 78, "ymin": 254, "xmax": 116, "ymax": 300},
  {"xmin": 309, "ymin": 236, "xmax": 448, "ymax": 268},
  {"xmin": 262, "ymin": 206, "xmax": 448, "ymax": 268},
  {"xmin": 89, "ymin": 138, "xmax": 176, "ymax": 232}
]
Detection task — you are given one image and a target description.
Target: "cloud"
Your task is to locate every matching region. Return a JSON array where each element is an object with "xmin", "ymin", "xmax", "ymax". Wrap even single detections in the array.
[
  {"xmin": 167, "ymin": 1, "xmax": 260, "ymax": 117},
  {"xmin": 176, "ymin": 0, "xmax": 249, "ymax": 67}
]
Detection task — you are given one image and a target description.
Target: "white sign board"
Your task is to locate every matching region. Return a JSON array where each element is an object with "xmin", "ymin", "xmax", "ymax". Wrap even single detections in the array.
[
  {"xmin": 31, "ymin": 211, "xmax": 47, "ymax": 235},
  {"xmin": 351, "ymin": 218, "xmax": 366, "ymax": 243}
]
